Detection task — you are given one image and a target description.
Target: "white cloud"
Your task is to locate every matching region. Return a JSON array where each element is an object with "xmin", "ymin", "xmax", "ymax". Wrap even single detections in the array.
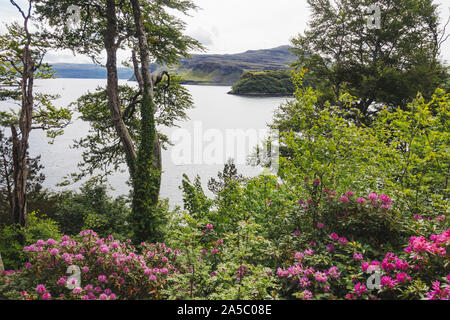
[
  {"xmin": 0, "ymin": 0, "xmax": 449, "ymax": 63},
  {"xmin": 187, "ymin": 26, "xmax": 215, "ymax": 47}
]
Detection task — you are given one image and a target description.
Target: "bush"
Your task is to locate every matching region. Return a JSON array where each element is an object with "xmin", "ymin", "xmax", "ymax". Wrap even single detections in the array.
[
  {"xmin": 0, "ymin": 230, "xmax": 180, "ymax": 300},
  {"xmin": 0, "ymin": 212, "xmax": 61, "ymax": 270}
]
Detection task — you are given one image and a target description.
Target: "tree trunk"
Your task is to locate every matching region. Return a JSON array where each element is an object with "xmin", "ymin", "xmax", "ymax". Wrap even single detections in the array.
[
  {"xmin": 11, "ymin": 31, "xmax": 34, "ymax": 230},
  {"xmin": 131, "ymin": 0, "xmax": 160, "ymax": 202},
  {"xmin": 131, "ymin": 47, "xmax": 162, "ymax": 191},
  {"xmin": 130, "ymin": 0, "xmax": 162, "ymax": 243},
  {"xmin": 104, "ymin": 0, "xmax": 137, "ymax": 178},
  {"xmin": 11, "ymin": 126, "xmax": 28, "ymax": 228},
  {"xmin": 0, "ymin": 251, "xmax": 4, "ymax": 272},
  {"xmin": 0, "ymin": 131, "xmax": 14, "ymax": 222}
]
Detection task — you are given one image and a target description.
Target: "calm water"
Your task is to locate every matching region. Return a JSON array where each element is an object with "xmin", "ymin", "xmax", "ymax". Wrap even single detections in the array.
[{"xmin": 2, "ymin": 79, "xmax": 288, "ymax": 207}]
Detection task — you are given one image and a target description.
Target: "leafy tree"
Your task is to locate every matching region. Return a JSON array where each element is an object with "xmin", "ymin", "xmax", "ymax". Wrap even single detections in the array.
[
  {"xmin": 272, "ymin": 69, "xmax": 449, "ymax": 219},
  {"xmin": 67, "ymin": 76, "xmax": 192, "ymax": 183},
  {"xmin": 35, "ymin": 0, "xmax": 202, "ymax": 242},
  {"xmin": 373, "ymin": 88, "xmax": 449, "ymax": 217},
  {"xmin": 0, "ymin": 0, "xmax": 72, "ymax": 229},
  {"xmin": 0, "ymin": 130, "xmax": 45, "ymax": 225},
  {"xmin": 208, "ymin": 159, "xmax": 247, "ymax": 195},
  {"xmin": 230, "ymin": 70, "xmax": 295, "ymax": 96},
  {"xmin": 292, "ymin": 0, "xmax": 449, "ymax": 122},
  {"xmin": 181, "ymin": 174, "xmax": 212, "ymax": 219}
]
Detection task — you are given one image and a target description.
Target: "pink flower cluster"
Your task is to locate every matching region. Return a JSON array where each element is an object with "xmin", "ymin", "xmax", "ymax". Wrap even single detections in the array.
[
  {"xmin": 425, "ymin": 281, "xmax": 450, "ymax": 300},
  {"xmin": 277, "ymin": 262, "xmax": 341, "ymax": 299},
  {"xmin": 404, "ymin": 230, "xmax": 449, "ymax": 257},
  {"xmin": 13, "ymin": 231, "xmax": 182, "ymax": 300},
  {"xmin": 329, "ymin": 233, "xmax": 348, "ymax": 246}
]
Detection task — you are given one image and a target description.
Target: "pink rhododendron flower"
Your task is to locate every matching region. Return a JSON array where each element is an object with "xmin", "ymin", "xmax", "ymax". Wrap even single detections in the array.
[
  {"xmin": 57, "ymin": 278, "xmax": 67, "ymax": 286},
  {"xmin": 72, "ymin": 287, "xmax": 82, "ymax": 295},
  {"xmin": 36, "ymin": 284, "xmax": 46, "ymax": 294},
  {"xmin": 314, "ymin": 271, "xmax": 328, "ymax": 283},
  {"xmin": 299, "ymin": 277, "xmax": 311, "ymax": 288},
  {"xmin": 41, "ymin": 292, "xmax": 51, "ymax": 300},
  {"xmin": 353, "ymin": 253, "xmax": 363, "ymax": 261},
  {"xmin": 330, "ymin": 233, "xmax": 339, "ymax": 241},
  {"xmin": 47, "ymin": 238, "xmax": 57, "ymax": 246},
  {"xmin": 379, "ymin": 194, "xmax": 391, "ymax": 204},
  {"xmin": 302, "ymin": 290, "xmax": 313, "ymax": 300},
  {"xmin": 396, "ymin": 273, "xmax": 411, "ymax": 284},
  {"xmin": 357, "ymin": 197, "xmax": 366, "ymax": 204},
  {"xmin": 367, "ymin": 192, "xmax": 378, "ymax": 200},
  {"xmin": 354, "ymin": 282, "xmax": 367, "ymax": 296},
  {"xmin": 380, "ymin": 276, "xmax": 397, "ymax": 289},
  {"xmin": 205, "ymin": 224, "xmax": 213, "ymax": 229},
  {"xmin": 295, "ymin": 252, "xmax": 304, "ymax": 260},
  {"xmin": 327, "ymin": 266, "xmax": 340, "ymax": 279}
]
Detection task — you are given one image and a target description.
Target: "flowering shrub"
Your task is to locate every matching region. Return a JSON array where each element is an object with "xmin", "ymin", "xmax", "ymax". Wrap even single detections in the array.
[
  {"xmin": 275, "ymin": 227, "xmax": 449, "ymax": 300},
  {"xmin": 0, "ymin": 230, "xmax": 180, "ymax": 300}
]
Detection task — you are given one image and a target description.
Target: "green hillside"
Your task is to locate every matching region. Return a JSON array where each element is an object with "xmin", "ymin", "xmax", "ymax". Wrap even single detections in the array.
[
  {"xmin": 229, "ymin": 70, "xmax": 295, "ymax": 96},
  {"xmin": 129, "ymin": 45, "xmax": 295, "ymax": 85}
]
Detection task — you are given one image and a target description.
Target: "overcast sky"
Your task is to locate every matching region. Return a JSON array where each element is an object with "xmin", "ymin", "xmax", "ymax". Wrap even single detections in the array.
[{"xmin": 0, "ymin": 0, "xmax": 449, "ymax": 65}]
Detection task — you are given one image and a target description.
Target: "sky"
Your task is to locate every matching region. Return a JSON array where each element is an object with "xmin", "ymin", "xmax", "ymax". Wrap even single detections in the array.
[{"xmin": 0, "ymin": 0, "xmax": 449, "ymax": 65}]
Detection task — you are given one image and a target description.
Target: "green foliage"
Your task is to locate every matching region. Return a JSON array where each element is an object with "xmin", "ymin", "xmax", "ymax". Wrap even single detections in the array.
[
  {"xmin": 272, "ymin": 70, "xmax": 449, "ymax": 217},
  {"xmin": 0, "ymin": 212, "xmax": 61, "ymax": 270},
  {"xmin": 180, "ymin": 174, "xmax": 213, "ymax": 219},
  {"xmin": 231, "ymin": 70, "xmax": 295, "ymax": 96},
  {"xmin": 291, "ymin": 0, "xmax": 449, "ymax": 118},
  {"xmin": 69, "ymin": 76, "xmax": 192, "ymax": 183},
  {"xmin": 130, "ymin": 75, "xmax": 161, "ymax": 243},
  {"xmin": 45, "ymin": 180, "xmax": 131, "ymax": 239},
  {"xmin": 373, "ymin": 89, "xmax": 450, "ymax": 216},
  {"xmin": 0, "ymin": 22, "xmax": 72, "ymax": 140},
  {"xmin": 0, "ymin": 130, "xmax": 46, "ymax": 224}
]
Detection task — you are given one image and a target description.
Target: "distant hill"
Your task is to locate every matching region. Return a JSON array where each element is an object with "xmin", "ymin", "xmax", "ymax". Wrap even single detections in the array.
[
  {"xmin": 229, "ymin": 70, "xmax": 295, "ymax": 96},
  {"xmin": 174, "ymin": 45, "xmax": 294, "ymax": 85},
  {"xmin": 51, "ymin": 63, "xmax": 133, "ymax": 79},
  {"xmin": 50, "ymin": 46, "xmax": 295, "ymax": 85},
  {"xmin": 130, "ymin": 45, "xmax": 295, "ymax": 85}
]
